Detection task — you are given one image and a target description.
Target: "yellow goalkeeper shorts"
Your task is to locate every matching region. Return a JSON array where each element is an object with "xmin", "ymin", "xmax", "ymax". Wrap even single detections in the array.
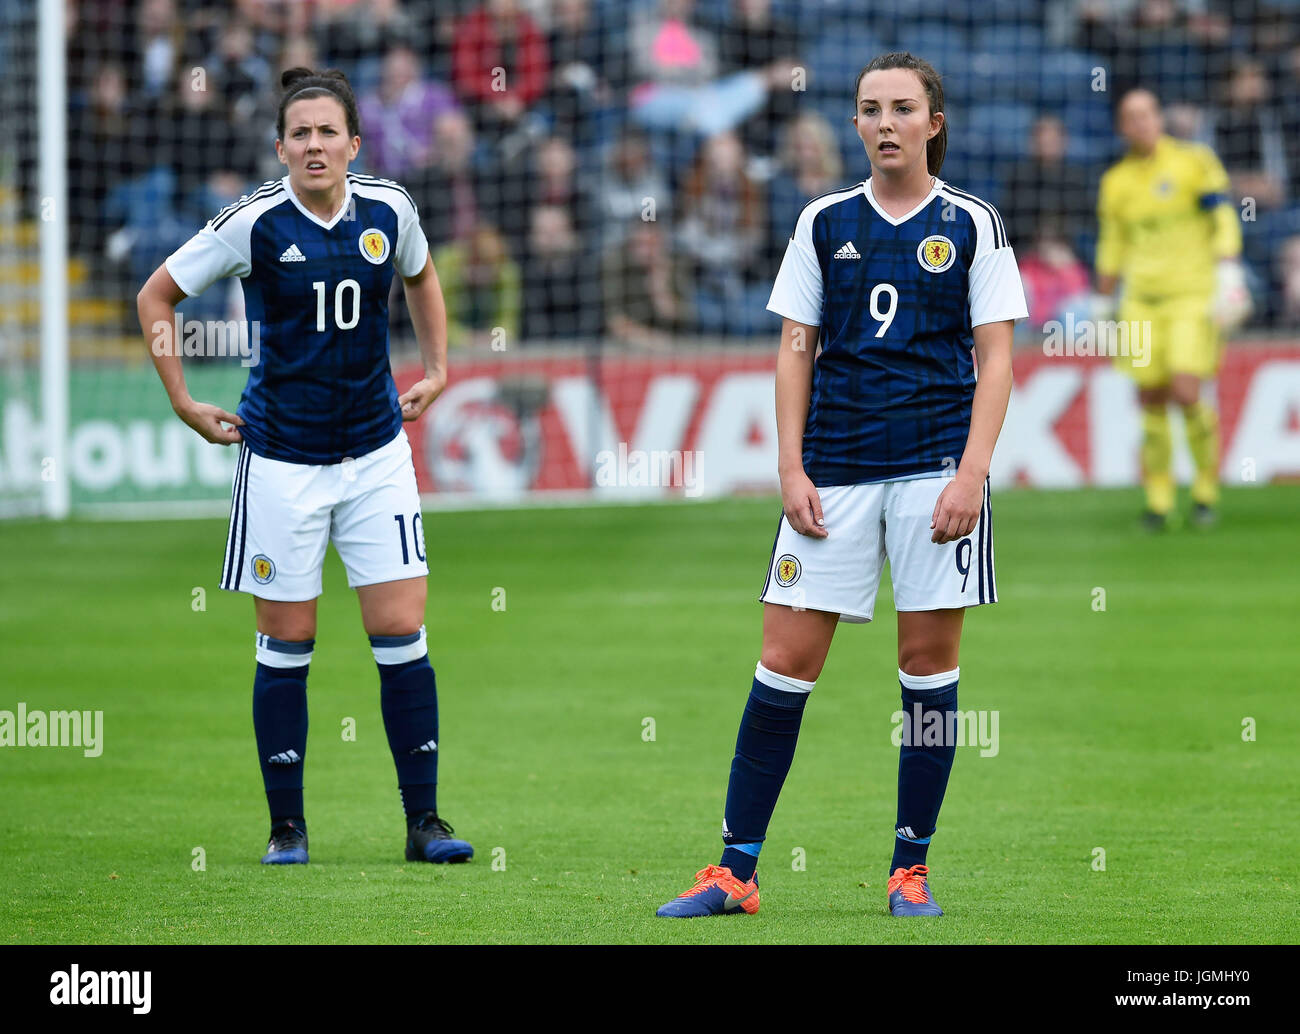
[{"xmin": 1113, "ymin": 293, "xmax": 1221, "ymax": 389}]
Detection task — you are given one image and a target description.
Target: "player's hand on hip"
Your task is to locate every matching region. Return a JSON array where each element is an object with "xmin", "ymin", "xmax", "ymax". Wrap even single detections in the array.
[
  {"xmin": 931, "ymin": 473, "xmax": 982, "ymax": 544},
  {"xmin": 398, "ymin": 373, "xmax": 446, "ymax": 422},
  {"xmin": 780, "ymin": 468, "xmax": 828, "ymax": 538},
  {"xmin": 175, "ymin": 399, "xmax": 243, "ymax": 445}
]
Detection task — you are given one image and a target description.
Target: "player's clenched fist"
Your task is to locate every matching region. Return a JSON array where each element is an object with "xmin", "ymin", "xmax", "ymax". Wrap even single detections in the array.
[
  {"xmin": 930, "ymin": 473, "xmax": 982, "ymax": 543},
  {"xmin": 780, "ymin": 468, "xmax": 828, "ymax": 538},
  {"xmin": 398, "ymin": 372, "xmax": 446, "ymax": 422}
]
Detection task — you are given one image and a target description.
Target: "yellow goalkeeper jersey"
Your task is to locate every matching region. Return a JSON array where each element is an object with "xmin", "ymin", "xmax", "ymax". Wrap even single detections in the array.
[{"xmin": 1095, "ymin": 134, "xmax": 1241, "ymax": 299}]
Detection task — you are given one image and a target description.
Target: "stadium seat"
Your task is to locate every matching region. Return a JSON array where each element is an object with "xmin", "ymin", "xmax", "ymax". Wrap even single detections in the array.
[
  {"xmin": 893, "ymin": 26, "xmax": 969, "ymax": 67},
  {"xmin": 807, "ymin": 28, "xmax": 890, "ymax": 99},
  {"xmin": 961, "ymin": 102, "xmax": 1037, "ymax": 163}
]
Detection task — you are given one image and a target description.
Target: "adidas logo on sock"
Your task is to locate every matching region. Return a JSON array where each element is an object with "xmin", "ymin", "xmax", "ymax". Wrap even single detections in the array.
[
  {"xmin": 279, "ymin": 244, "xmax": 306, "ymax": 262},
  {"xmin": 834, "ymin": 241, "xmax": 861, "ymax": 259},
  {"xmin": 409, "ymin": 739, "xmax": 438, "ymax": 754},
  {"xmin": 267, "ymin": 750, "xmax": 302, "ymax": 764}
]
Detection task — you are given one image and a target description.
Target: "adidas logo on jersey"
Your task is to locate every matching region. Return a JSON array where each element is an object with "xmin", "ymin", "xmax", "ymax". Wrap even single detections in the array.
[
  {"xmin": 834, "ymin": 241, "xmax": 861, "ymax": 259},
  {"xmin": 267, "ymin": 750, "xmax": 302, "ymax": 765},
  {"xmin": 279, "ymin": 244, "xmax": 306, "ymax": 262},
  {"xmin": 409, "ymin": 739, "xmax": 438, "ymax": 754}
]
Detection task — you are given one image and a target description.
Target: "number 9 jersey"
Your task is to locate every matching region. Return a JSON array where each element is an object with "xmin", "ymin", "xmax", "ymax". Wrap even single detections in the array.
[
  {"xmin": 766, "ymin": 177, "xmax": 1028, "ymax": 486},
  {"xmin": 165, "ymin": 173, "xmax": 430, "ymax": 465}
]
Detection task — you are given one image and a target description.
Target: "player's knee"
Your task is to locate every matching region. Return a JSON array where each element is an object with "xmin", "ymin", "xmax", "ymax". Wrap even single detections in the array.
[
  {"xmin": 898, "ymin": 648, "xmax": 956, "ymax": 679},
  {"xmin": 257, "ymin": 618, "xmax": 316, "ymax": 642},
  {"xmin": 1138, "ymin": 387, "xmax": 1169, "ymax": 407},
  {"xmin": 759, "ymin": 645, "xmax": 823, "ymax": 684}
]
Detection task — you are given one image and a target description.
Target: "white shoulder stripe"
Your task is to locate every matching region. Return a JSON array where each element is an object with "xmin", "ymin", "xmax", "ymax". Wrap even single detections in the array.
[
  {"xmin": 212, "ymin": 180, "xmax": 286, "ymax": 231},
  {"xmin": 938, "ymin": 186, "xmax": 1007, "ymax": 248}
]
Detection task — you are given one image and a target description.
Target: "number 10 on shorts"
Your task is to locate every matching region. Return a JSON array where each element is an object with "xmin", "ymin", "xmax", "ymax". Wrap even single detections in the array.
[{"xmin": 393, "ymin": 512, "xmax": 426, "ymax": 565}]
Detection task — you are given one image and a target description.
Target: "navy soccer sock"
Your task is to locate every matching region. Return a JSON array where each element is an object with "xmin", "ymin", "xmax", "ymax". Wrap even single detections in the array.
[
  {"xmin": 719, "ymin": 662, "xmax": 814, "ymax": 882},
  {"xmin": 372, "ymin": 626, "xmax": 439, "ymax": 820},
  {"xmin": 891, "ymin": 667, "xmax": 959, "ymax": 874},
  {"xmin": 252, "ymin": 633, "xmax": 314, "ymax": 825}
]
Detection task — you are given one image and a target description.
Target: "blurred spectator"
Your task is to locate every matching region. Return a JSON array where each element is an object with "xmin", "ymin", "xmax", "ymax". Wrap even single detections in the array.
[
  {"xmin": 489, "ymin": 134, "xmax": 598, "ymax": 260},
  {"xmin": 1163, "ymin": 100, "xmax": 1208, "ymax": 143},
  {"xmin": 452, "ymin": 0, "xmax": 550, "ymax": 142},
  {"xmin": 358, "ymin": 45, "xmax": 460, "ymax": 180},
  {"xmin": 1001, "ymin": 115, "xmax": 1096, "ymax": 252},
  {"xmin": 1278, "ymin": 234, "xmax": 1300, "ymax": 325},
  {"xmin": 628, "ymin": 0, "xmax": 773, "ymax": 137},
  {"xmin": 767, "ymin": 113, "xmax": 843, "ymax": 277},
  {"xmin": 594, "ymin": 129, "xmax": 672, "ymax": 251},
  {"xmin": 1206, "ymin": 59, "xmax": 1288, "ymax": 211},
  {"xmin": 314, "ymin": 0, "xmax": 414, "ymax": 77},
  {"xmin": 603, "ymin": 220, "xmax": 693, "ymax": 349},
  {"xmin": 431, "ymin": 223, "xmax": 522, "ymax": 348},
  {"xmin": 136, "ymin": 0, "xmax": 183, "ymax": 100},
  {"xmin": 205, "ymin": 19, "xmax": 270, "ymax": 125},
  {"xmin": 1017, "ymin": 220, "xmax": 1093, "ymax": 330},
  {"xmin": 408, "ymin": 110, "xmax": 481, "ymax": 249},
  {"xmin": 236, "ymin": 0, "xmax": 312, "ymax": 41},
  {"xmin": 522, "ymin": 205, "xmax": 600, "ymax": 341},
  {"xmin": 714, "ymin": 0, "xmax": 804, "ymax": 160},
  {"xmin": 1280, "ymin": 42, "xmax": 1300, "ymax": 201},
  {"xmin": 1074, "ymin": 0, "xmax": 1227, "ymax": 105},
  {"xmin": 68, "ymin": 62, "xmax": 151, "ymax": 262},
  {"xmin": 676, "ymin": 131, "xmax": 773, "ymax": 336},
  {"xmin": 154, "ymin": 64, "xmax": 260, "ymax": 223},
  {"xmin": 543, "ymin": 0, "xmax": 614, "ymax": 153}
]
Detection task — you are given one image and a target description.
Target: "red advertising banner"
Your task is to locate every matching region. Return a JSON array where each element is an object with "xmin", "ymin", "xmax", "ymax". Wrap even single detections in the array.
[{"xmin": 392, "ymin": 346, "xmax": 1300, "ymax": 499}]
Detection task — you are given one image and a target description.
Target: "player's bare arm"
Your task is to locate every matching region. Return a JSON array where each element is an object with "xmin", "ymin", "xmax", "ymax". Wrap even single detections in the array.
[
  {"xmin": 775, "ymin": 316, "xmax": 826, "ymax": 538},
  {"xmin": 137, "ymin": 264, "xmax": 244, "ymax": 446},
  {"xmin": 398, "ymin": 252, "xmax": 449, "ymax": 421},
  {"xmin": 931, "ymin": 319, "xmax": 1013, "ymax": 544}
]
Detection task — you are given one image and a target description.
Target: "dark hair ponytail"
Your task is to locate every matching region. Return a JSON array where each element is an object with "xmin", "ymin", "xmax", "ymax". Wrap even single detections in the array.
[
  {"xmin": 854, "ymin": 52, "xmax": 946, "ymax": 176},
  {"xmin": 276, "ymin": 67, "xmax": 361, "ymax": 140}
]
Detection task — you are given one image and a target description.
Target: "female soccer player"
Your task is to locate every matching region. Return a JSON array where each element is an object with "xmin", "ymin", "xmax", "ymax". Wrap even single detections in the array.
[
  {"xmin": 136, "ymin": 68, "xmax": 474, "ymax": 866},
  {"xmin": 658, "ymin": 53, "xmax": 1026, "ymax": 918}
]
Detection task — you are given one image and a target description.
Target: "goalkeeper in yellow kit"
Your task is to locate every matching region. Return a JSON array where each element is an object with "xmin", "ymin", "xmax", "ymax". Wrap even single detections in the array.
[{"xmin": 1094, "ymin": 88, "xmax": 1249, "ymax": 529}]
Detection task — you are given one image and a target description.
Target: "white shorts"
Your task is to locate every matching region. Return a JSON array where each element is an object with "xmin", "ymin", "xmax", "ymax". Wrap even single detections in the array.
[
  {"xmin": 220, "ymin": 429, "xmax": 429, "ymax": 601},
  {"xmin": 758, "ymin": 476, "xmax": 996, "ymax": 622}
]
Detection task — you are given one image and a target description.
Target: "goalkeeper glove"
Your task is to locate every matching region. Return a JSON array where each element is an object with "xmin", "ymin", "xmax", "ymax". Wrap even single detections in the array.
[{"xmin": 1214, "ymin": 258, "xmax": 1252, "ymax": 333}]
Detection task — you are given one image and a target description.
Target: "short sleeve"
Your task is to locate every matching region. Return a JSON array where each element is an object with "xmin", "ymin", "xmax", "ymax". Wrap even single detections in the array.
[
  {"xmin": 392, "ymin": 190, "xmax": 430, "ymax": 279},
  {"xmin": 766, "ymin": 206, "xmax": 823, "ymax": 326},
  {"xmin": 967, "ymin": 204, "xmax": 1028, "ymax": 327},
  {"xmin": 165, "ymin": 219, "xmax": 251, "ymax": 298}
]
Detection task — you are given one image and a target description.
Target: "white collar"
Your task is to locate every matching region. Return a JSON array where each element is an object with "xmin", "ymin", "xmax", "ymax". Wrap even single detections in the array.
[
  {"xmin": 863, "ymin": 176, "xmax": 943, "ymax": 226},
  {"xmin": 282, "ymin": 173, "xmax": 353, "ymax": 230}
]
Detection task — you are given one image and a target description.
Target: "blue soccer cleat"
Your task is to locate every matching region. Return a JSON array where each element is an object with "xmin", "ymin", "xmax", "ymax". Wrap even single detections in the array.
[
  {"xmin": 657, "ymin": 864, "xmax": 760, "ymax": 917},
  {"xmin": 888, "ymin": 863, "xmax": 943, "ymax": 916},
  {"xmin": 261, "ymin": 819, "xmax": 308, "ymax": 865},
  {"xmin": 405, "ymin": 811, "xmax": 474, "ymax": 863}
]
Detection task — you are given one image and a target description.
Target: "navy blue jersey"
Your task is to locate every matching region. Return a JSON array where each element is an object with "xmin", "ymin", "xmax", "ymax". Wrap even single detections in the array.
[
  {"xmin": 166, "ymin": 173, "xmax": 430, "ymax": 464},
  {"xmin": 767, "ymin": 177, "xmax": 1027, "ymax": 486}
]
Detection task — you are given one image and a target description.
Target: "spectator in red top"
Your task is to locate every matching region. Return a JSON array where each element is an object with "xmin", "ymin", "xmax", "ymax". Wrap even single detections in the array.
[{"xmin": 452, "ymin": 0, "xmax": 550, "ymax": 140}]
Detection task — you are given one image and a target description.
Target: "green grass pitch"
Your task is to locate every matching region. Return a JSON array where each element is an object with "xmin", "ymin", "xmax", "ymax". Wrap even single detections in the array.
[{"xmin": 2, "ymin": 486, "xmax": 1296, "ymax": 944}]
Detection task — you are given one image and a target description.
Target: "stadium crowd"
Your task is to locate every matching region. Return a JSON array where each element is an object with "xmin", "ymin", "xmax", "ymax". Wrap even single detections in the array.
[{"xmin": 29, "ymin": 0, "xmax": 1300, "ymax": 341}]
